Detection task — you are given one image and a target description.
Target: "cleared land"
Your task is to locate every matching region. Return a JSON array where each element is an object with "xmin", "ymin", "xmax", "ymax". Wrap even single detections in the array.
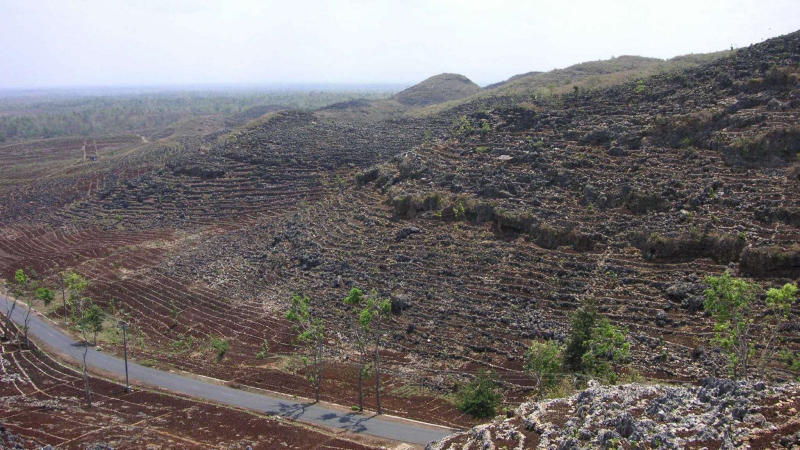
[{"xmin": 0, "ymin": 30, "xmax": 799, "ymax": 448}]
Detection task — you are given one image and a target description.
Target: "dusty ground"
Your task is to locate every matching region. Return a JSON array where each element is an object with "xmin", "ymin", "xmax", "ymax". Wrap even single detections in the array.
[{"xmin": 0, "ymin": 321, "xmax": 393, "ymax": 449}]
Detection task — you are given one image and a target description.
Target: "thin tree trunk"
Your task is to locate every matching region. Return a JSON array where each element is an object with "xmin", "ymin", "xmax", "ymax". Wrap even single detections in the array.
[
  {"xmin": 315, "ymin": 338, "xmax": 323, "ymax": 403},
  {"xmin": 23, "ymin": 307, "xmax": 31, "ymax": 348},
  {"xmin": 82, "ymin": 329, "xmax": 92, "ymax": 408},
  {"xmin": 61, "ymin": 282, "xmax": 67, "ymax": 323},
  {"xmin": 5, "ymin": 299, "xmax": 18, "ymax": 337},
  {"xmin": 375, "ymin": 338, "xmax": 382, "ymax": 415},
  {"xmin": 357, "ymin": 364, "xmax": 363, "ymax": 411}
]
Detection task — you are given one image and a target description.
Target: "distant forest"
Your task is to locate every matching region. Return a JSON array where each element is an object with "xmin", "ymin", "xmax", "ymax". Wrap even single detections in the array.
[{"xmin": 0, "ymin": 89, "xmax": 394, "ymax": 142}]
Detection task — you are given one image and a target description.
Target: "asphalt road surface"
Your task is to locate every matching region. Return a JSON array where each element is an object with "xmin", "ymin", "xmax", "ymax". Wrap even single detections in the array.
[{"xmin": 1, "ymin": 295, "xmax": 455, "ymax": 446}]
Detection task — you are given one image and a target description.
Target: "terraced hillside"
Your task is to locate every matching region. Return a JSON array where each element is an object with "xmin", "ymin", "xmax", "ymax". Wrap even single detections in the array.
[
  {"xmin": 0, "ymin": 30, "xmax": 798, "ymax": 442},
  {"xmin": 0, "ymin": 320, "xmax": 389, "ymax": 450},
  {"xmin": 316, "ymin": 73, "xmax": 482, "ymax": 123}
]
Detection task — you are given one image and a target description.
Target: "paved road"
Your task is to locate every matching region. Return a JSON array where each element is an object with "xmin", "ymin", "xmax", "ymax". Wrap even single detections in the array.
[{"xmin": 1, "ymin": 296, "xmax": 454, "ymax": 446}]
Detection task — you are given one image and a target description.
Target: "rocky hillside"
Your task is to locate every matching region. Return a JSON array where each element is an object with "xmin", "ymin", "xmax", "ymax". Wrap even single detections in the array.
[
  {"xmin": 0, "ymin": 29, "xmax": 798, "ymax": 433},
  {"xmin": 427, "ymin": 379, "xmax": 800, "ymax": 449},
  {"xmin": 418, "ymin": 51, "xmax": 734, "ymax": 117},
  {"xmin": 395, "ymin": 73, "xmax": 482, "ymax": 106}
]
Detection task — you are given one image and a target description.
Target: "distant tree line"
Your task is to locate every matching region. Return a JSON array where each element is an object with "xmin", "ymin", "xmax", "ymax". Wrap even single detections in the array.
[{"xmin": 0, "ymin": 90, "xmax": 393, "ymax": 142}]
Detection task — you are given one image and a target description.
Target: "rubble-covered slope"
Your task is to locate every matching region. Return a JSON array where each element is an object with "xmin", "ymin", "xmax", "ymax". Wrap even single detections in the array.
[
  {"xmin": 428, "ymin": 379, "xmax": 800, "ymax": 450},
  {"xmin": 396, "ymin": 73, "xmax": 482, "ymax": 107}
]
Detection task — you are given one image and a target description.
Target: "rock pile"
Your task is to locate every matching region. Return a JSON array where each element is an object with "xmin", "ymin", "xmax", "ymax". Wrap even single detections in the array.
[{"xmin": 427, "ymin": 379, "xmax": 800, "ymax": 449}]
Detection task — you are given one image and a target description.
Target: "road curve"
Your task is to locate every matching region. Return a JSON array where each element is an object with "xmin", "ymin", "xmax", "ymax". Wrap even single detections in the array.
[{"xmin": 1, "ymin": 296, "xmax": 455, "ymax": 446}]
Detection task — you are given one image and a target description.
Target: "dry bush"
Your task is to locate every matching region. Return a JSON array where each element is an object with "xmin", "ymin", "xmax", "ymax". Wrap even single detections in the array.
[
  {"xmin": 740, "ymin": 245, "xmax": 800, "ymax": 278},
  {"xmin": 648, "ymin": 108, "xmax": 726, "ymax": 149},
  {"xmin": 639, "ymin": 230, "xmax": 746, "ymax": 263},
  {"xmin": 725, "ymin": 127, "xmax": 800, "ymax": 166}
]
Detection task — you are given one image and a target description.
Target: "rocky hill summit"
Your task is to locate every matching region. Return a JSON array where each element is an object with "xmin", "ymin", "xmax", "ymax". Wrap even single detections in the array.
[
  {"xmin": 395, "ymin": 73, "xmax": 481, "ymax": 106},
  {"xmin": 428, "ymin": 379, "xmax": 800, "ymax": 449}
]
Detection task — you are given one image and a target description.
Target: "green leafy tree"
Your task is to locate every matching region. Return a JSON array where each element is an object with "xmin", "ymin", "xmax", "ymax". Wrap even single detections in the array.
[
  {"xmin": 525, "ymin": 340, "xmax": 562, "ymax": 396},
  {"xmin": 21, "ymin": 286, "xmax": 54, "ymax": 347},
  {"xmin": 80, "ymin": 303, "xmax": 105, "ymax": 345},
  {"xmin": 286, "ymin": 294, "xmax": 325, "ymax": 403},
  {"xmin": 57, "ymin": 270, "xmax": 88, "ymax": 322},
  {"xmin": 359, "ymin": 290, "xmax": 391, "ymax": 414},
  {"xmin": 343, "ymin": 288, "xmax": 371, "ymax": 411},
  {"xmin": 580, "ymin": 319, "xmax": 630, "ymax": 384},
  {"xmin": 562, "ymin": 299, "xmax": 630, "ymax": 383},
  {"xmin": 705, "ymin": 275, "xmax": 798, "ymax": 380},
  {"xmin": 759, "ymin": 282, "xmax": 797, "ymax": 379},
  {"xmin": 344, "ymin": 288, "xmax": 392, "ymax": 413},
  {"xmin": 563, "ymin": 300, "xmax": 598, "ymax": 371},
  {"xmin": 704, "ymin": 272, "xmax": 757, "ymax": 379},
  {"xmin": 5, "ymin": 269, "xmax": 31, "ymax": 336},
  {"xmin": 456, "ymin": 370, "xmax": 502, "ymax": 418}
]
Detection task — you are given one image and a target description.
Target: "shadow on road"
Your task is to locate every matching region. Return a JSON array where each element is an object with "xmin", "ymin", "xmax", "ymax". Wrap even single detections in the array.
[{"xmin": 276, "ymin": 401, "xmax": 311, "ymax": 419}]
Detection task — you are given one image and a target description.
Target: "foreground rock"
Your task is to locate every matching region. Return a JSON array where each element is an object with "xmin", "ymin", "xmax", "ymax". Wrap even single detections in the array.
[{"xmin": 427, "ymin": 379, "xmax": 800, "ymax": 449}]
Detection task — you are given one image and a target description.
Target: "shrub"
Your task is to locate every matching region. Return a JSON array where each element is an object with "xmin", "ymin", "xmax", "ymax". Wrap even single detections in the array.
[
  {"xmin": 479, "ymin": 119, "xmax": 491, "ymax": 137},
  {"xmin": 211, "ymin": 337, "xmax": 229, "ymax": 360},
  {"xmin": 649, "ymin": 109, "xmax": 725, "ymax": 148},
  {"xmin": 455, "ymin": 370, "xmax": 502, "ymax": 418},
  {"xmin": 545, "ymin": 377, "xmax": 579, "ymax": 399},
  {"xmin": 453, "ymin": 116, "xmax": 474, "ymax": 136},
  {"xmin": 739, "ymin": 245, "xmax": 800, "ymax": 278},
  {"xmin": 725, "ymin": 127, "xmax": 800, "ymax": 166},
  {"xmin": 624, "ymin": 189, "xmax": 666, "ymax": 214},
  {"xmin": 580, "ymin": 319, "xmax": 630, "ymax": 384},
  {"xmin": 763, "ymin": 65, "xmax": 799, "ymax": 89},
  {"xmin": 355, "ymin": 166, "xmax": 381, "ymax": 186},
  {"xmin": 634, "ymin": 79, "xmax": 646, "ymax": 95},
  {"xmin": 391, "ymin": 194, "xmax": 413, "ymax": 218},
  {"xmin": 495, "ymin": 208, "xmax": 534, "ymax": 233},
  {"xmin": 779, "ymin": 350, "xmax": 800, "ymax": 378},
  {"xmin": 422, "ymin": 191, "xmax": 443, "ymax": 210},
  {"xmin": 563, "ymin": 300, "xmax": 630, "ymax": 383},
  {"xmin": 452, "ymin": 201, "xmax": 467, "ymax": 221},
  {"xmin": 639, "ymin": 230, "xmax": 745, "ymax": 263}
]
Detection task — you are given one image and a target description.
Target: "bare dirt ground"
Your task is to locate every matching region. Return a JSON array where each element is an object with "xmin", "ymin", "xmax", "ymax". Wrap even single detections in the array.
[{"xmin": 0, "ymin": 320, "xmax": 392, "ymax": 449}]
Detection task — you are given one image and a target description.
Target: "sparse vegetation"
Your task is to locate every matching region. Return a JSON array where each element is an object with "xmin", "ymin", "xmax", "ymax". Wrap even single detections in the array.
[
  {"xmin": 525, "ymin": 339, "xmax": 562, "ymax": 395},
  {"xmin": 564, "ymin": 300, "xmax": 630, "ymax": 384},
  {"xmin": 704, "ymin": 273, "xmax": 798, "ymax": 380},
  {"xmin": 343, "ymin": 288, "xmax": 392, "ymax": 414},
  {"xmin": 286, "ymin": 294, "xmax": 326, "ymax": 403},
  {"xmin": 453, "ymin": 115, "xmax": 474, "ymax": 136},
  {"xmin": 455, "ymin": 370, "xmax": 502, "ymax": 418},
  {"xmin": 210, "ymin": 337, "xmax": 229, "ymax": 360}
]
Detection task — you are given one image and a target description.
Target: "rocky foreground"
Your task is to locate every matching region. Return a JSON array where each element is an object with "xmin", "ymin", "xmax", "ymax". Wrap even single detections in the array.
[{"xmin": 427, "ymin": 379, "xmax": 800, "ymax": 449}]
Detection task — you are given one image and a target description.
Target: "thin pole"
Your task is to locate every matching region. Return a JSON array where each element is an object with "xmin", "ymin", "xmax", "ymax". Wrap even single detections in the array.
[{"xmin": 121, "ymin": 322, "xmax": 130, "ymax": 393}]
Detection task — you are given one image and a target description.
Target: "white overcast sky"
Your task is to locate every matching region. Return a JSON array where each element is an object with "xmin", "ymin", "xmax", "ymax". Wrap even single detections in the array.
[{"xmin": 1, "ymin": 0, "xmax": 798, "ymax": 89}]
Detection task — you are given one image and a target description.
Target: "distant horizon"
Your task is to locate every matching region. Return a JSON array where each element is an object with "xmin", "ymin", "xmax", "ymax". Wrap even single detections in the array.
[
  {"xmin": 2, "ymin": 0, "xmax": 798, "ymax": 90},
  {"xmin": 0, "ymin": 41, "xmax": 786, "ymax": 96},
  {"xmin": 0, "ymin": 82, "xmax": 410, "ymax": 97}
]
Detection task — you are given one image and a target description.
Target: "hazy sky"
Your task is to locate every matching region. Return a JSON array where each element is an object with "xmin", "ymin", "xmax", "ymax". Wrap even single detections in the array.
[{"xmin": 1, "ymin": 0, "xmax": 798, "ymax": 89}]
